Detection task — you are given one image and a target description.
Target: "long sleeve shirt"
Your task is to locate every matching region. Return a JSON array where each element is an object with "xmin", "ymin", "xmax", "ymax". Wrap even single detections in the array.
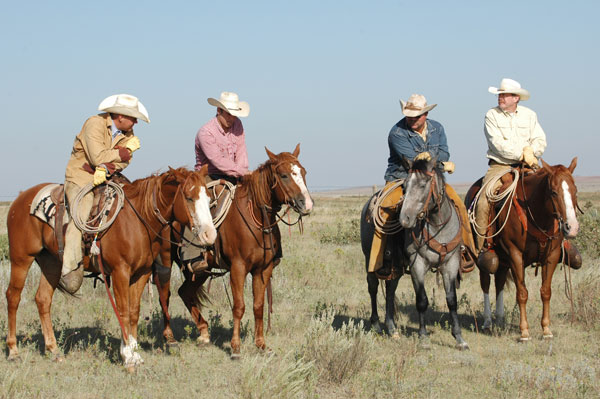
[
  {"xmin": 384, "ymin": 118, "xmax": 450, "ymax": 181},
  {"xmin": 194, "ymin": 116, "xmax": 249, "ymax": 177},
  {"xmin": 484, "ymin": 105, "xmax": 546, "ymax": 165}
]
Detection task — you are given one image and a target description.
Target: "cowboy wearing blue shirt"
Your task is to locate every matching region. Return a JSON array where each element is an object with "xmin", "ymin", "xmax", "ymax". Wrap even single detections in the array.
[{"xmin": 369, "ymin": 94, "xmax": 476, "ymax": 275}]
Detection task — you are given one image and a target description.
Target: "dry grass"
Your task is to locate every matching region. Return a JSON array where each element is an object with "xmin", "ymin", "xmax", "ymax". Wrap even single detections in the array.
[{"xmin": 0, "ymin": 194, "xmax": 599, "ymax": 398}]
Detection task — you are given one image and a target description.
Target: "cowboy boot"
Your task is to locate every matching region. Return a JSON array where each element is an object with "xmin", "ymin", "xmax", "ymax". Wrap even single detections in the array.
[
  {"xmin": 561, "ymin": 240, "xmax": 582, "ymax": 270},
  {"xmin": 477, "ymin": 248, "xmax": 499, "ymax": 274},
  {"xmin": 59, "ymin": 264, "xmax": 84, "ymax": 294}
]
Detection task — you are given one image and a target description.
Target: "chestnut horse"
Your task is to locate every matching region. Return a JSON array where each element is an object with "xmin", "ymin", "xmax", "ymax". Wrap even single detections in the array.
[
  {"xmin": 465, "ymin": 158, "xmax": 579, "ymax": 341},
  {"xmin": 6, "ymin": 167, "xmax": 216, "ymax": 367},
  {"xmin": 155, "ymin": 145, "xmax": 313, "ymax": 359}
]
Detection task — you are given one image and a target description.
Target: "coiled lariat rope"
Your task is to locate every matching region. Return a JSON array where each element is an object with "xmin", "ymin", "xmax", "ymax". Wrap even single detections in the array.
[
  {"xmin": 71, "ymin": 181, "xmax": 125, "ymax": 234},
  {"xmin": 467, "ymin": 168, "xmax": 519, "ymax": 239},
  {"xmin": 206, "ymin": 180, "xmax": 236, "ymax": 229},
  {"xmin": 373, "ymin": 179, "xmax": 404, "ymax": 235}
]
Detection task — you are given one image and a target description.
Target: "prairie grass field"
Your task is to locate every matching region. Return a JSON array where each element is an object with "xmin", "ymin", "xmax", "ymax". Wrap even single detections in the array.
[{"xmin": 0, "ymin": 192, "xmax": 599, "ymax": 398}]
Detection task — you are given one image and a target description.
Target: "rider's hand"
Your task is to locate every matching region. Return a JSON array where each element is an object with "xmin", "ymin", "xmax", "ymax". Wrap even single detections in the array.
[
  {"xmin": 442, "ymin": 161, "xmax": 455, "ymax": 174},
  {"xmin": 93, "ymin": 167, "xmax": 107, "ymax": 186},
  {"xmin": 125, "ymin": 136, "xmax": 141, "ymax": 154},
  {"xmin": 414, "ymin": 151, "xmax": 431, "ymax": 161},
  {"xmin": 521, "ymin": 146, "xmax": 537, "ymax": 168}
]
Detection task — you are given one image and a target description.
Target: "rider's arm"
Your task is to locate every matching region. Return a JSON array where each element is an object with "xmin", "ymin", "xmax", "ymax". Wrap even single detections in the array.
[
  {"xmin": 524, "ymin": 109, "xmax": 547, "ymax": 158},
  {"xmin": 197, "ymin": 128, "xmax": 245, "ymax": 177},
  {"xmin": 81, "ymin": 117, "xmax": 130, "ymax": 170}
]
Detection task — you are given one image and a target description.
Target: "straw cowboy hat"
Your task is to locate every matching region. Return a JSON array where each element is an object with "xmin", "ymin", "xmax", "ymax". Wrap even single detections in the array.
[
  {"xmin": 488, "ymin": 78, "xmax": 530, "ymax": 101},
  {"xmin": 400, "ymin": 94, "xmax": 437, "ymax": 117},
  {"xmin": 207, "ymin": 92, "xmax": 250, "ymax": 117},
  {"xmin": 98, "ymin": 94, "xmax": 150, "ymax": 123}
]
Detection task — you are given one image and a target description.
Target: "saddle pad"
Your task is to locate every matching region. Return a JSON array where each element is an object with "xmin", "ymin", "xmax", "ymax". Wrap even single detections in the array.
[{"xmin": 30, "ymin": 184, "xmax": 69, "ymax": 226}]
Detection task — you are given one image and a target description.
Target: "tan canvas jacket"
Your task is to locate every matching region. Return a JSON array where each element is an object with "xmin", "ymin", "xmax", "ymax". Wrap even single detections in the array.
[{"xmin": 65, "ymin": 113, "xmax": 135, "ymax": 187}]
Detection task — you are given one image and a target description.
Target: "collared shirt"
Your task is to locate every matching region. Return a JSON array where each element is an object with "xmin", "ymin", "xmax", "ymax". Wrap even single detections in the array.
[
  {"xmin": 384, "ymin": 118, "xmax": 450, "ymax": 181},
  {"xmin": 194, "ymin": 116, "xmax": 249, "ymax": 177},
  {"xmin": 110, "ymin": 123, "xmax": 122, "ymax": 139},
  {"xmin": 484, "ymin": 105, "xmax": 546, "ymax": 165}
]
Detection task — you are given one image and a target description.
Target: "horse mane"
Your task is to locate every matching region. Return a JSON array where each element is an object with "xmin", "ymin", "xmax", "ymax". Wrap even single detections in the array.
[
  {"xmin": 239, "ymin": 152, "xmax": 297, "ymax": 206},
  {"xmin": 124, "ymin": 168, "xmax": 184, "ymax": 221}
]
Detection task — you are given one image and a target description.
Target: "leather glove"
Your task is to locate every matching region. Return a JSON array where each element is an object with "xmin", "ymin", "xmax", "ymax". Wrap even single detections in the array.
[
  {"xmin": 414, "ymin": 151, "xmax": 431, "ymax": 161},
  {"xmin": 442, "ymin": 161, "xmax": 455, "ymax": 174},
  {"xmin": 93, "ymin": 167, "xmax": 107, "ymax": 186},
  {"xmin": 125, "ymin": 136, "xmax": 141, "ymax": 153},
  {"xmin": 521, "ymin": 146, "xmax": 537, "ymax": 168}
]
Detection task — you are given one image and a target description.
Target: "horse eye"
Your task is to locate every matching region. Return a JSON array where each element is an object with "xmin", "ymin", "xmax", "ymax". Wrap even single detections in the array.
[
  {"xmin": 186, "ymin": 197, "xmax": 194, "ymax": 203},
  {"xmin": 551, "ymin": 191, "xmax": 558, "ymax": 197},
  {"xmin": 281, "ymin": 174, "xmax": 289, "ymax": 179}
]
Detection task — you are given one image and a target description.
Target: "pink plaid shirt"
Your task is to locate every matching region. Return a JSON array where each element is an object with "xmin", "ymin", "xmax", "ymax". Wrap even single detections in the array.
[{"xmin": 194, "ymin": 116, "xmax": 249, "ymax": 177}]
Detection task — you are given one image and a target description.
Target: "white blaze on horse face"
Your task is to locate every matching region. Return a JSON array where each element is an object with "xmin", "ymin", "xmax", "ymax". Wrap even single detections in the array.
[
  {"xmin": 193, "ymin": 186, "xmax": 217, "ymax": 245},
  {"xmin": 561, "ymin": 180, "xmax": 579, "ymax": 236},
  {"xmin": 291, "ymin": 164, "xmax": 313, "ymax": 211}
]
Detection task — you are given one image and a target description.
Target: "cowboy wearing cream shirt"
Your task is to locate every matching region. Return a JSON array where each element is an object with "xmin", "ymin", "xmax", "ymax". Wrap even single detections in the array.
[
  {"xmin": 474, "ymin": 79, "xmax": 546, "ymax": 270},
  {"xmin": 60, "ymin": 94, "xmax": 149, "ymax": 294}
]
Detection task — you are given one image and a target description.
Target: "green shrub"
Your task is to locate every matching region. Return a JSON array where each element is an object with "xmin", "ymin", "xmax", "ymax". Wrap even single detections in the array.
[
  {"xmin": 572, "ymin": 274, "xmax": 600, "ymax": 329},
  {"xmin": 0, "ymin": 234, "xmax": 8, "ymax": 260},
  {"xmin": 319, "ymin": 219, "xmax": 360, "ymax": 245},
  {"xmin": 573, "ymin": 207, "xmax": 600, "ymax": 258}
]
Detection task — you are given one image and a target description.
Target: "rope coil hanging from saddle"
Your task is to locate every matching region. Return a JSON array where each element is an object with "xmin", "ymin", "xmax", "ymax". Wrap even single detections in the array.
[
  {"xmin": 71, "ymin": 181, "xmax": 125, "ymax": 234},
  {"xmin": 467, "ymin": 168, "xmax": 520, "ymax": 239},
  {"xmin": 373, "ymin": 179, "xmax": 404, "ymax": 235}
]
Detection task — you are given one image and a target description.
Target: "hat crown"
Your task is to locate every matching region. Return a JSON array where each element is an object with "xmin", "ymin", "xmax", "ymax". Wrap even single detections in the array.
[
  {"xmin": 499, "ymin": 78, "xmax": 521, "ymax": 91},
  {"xmin": 98, "ymin": 93, "xmax": 149, "ymax": 123},
  {"xmin": 405, "ymin": 94, "xmax": 428, "ymax": 110},
  {"xmin": 219, "ymin": 92, "xmax": 241, "ymax": 110}
]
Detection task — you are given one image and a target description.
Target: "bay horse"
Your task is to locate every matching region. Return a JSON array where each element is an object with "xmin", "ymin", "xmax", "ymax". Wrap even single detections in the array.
[
  {"xmin": 155, "ymin": 145, "xmax": 313, "ymax": 359},
  {"xmin": 465, "ymin": 158, "xmax": 579, "ymax": 341},
  {"xmin": 5, "ymin": 166, "xmax": 216, "ymax": 368},
  {"xmin": 399, "ymin": 158, "xmax": 468, "ymax": 349}
]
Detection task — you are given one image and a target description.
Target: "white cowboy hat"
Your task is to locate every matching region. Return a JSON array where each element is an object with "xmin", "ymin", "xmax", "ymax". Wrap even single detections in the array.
[
  {"xmin": 208, "ymin": 91, "xmax": 250, "ymax": 118},
  {"xmin": 207, "ymin": 91, "xmax": 250, "ymax": 117},
  {"xmin": 98, "ymin": 94, "xmax": 150, "ymax": 123},
  {"xmin": 488, "ymin": 78, "xmax": 530, "ymax": 101},
  {"xmin": 400, "ymin": 94, "xmax": 437, "ymax": 117}
]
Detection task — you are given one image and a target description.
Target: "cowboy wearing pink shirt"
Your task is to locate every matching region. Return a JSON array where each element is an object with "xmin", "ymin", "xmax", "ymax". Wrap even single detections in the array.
[{"xmin": 195, "ymin": 92, "xmax": 249, "ymax": 183}]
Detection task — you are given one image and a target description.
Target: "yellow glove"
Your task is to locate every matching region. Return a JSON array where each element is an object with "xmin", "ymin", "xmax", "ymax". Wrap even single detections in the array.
[
  {"xmin": 93, "ymin": 167, "xmax": 107, "ymax": 186},
  {"xmin": 521, "ymin": 146, "xmax": 537, "ymax": 168},
  {"xmin": 125, "ymin": 136, "xmax": 141, "ymax": 153},
  {"xmin": 414, "ymin": 151, "xmax": 431, "ymax": 161},
  {"xmin": 442, "ymin": 161, "xmax": 455, "ymax": 174}
]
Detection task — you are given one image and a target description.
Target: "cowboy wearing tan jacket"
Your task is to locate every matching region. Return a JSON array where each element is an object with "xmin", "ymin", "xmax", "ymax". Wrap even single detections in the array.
[{"xmin": 60, "ymin": 94, "xmax": 149, "ymax": 294}]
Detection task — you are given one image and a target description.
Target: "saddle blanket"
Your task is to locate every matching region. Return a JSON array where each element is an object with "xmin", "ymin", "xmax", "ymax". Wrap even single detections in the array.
[{"xmin": 30, "ymin": 184, "xmax": 70, "ymax": 227}]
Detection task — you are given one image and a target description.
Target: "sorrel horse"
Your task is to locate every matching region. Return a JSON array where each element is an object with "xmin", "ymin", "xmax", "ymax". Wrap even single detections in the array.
[
  {"xmin": 5, "ymin": 167, "xmax": 216, "ymax": 367},
  {"xmin": 155, "ymin": 145, "xmax": 313, "ymax": 359},
  {"xmin": 399, "ymin": 158, "xmax": 468, "ymax": 349},
  {"xmin": 465, "ymin": 158, "xmax": 579, "ymax": 341}
]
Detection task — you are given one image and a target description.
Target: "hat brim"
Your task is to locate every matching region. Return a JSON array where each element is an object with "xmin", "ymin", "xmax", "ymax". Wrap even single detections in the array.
[
  {"xmin": 488, "ymin": 86, "xmax": 530, "ymax": 101},
  {"xmin": 100, "ymin": 106, "xmax": 150, "ymax": 123},
  {"xmin": 207, "ymin": 98, "xmax": 250, "ymax": 117},
  {"xmin": 400, "ymin": 100, "xmax": 437, "ymax": 117}
]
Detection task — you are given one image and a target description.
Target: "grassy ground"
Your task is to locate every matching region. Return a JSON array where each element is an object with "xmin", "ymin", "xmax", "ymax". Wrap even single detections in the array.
[{"xmin": 0, "ymin": 194, "xmax": 599, "ymax": 398}]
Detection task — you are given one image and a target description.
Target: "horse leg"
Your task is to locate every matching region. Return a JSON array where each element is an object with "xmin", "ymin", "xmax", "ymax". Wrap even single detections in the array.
[
  {"xmin": 410, "ymin": 259, "xmax": 429, "ymax": 339},
  {"xmin": 442, "ymin": 260, "xmax": 468, "ymax": 350},
  {"xmin": 510, "ymin": 257, "xmax": 530, "ymax": 341},
  {"xmin": 251, "ymin": 265, "xmax": 274, "ymax": 351},
  {"xmin": 384, "ymin": 277, "xmax": 400, "ymax": 339},
  {"xmin": 6, "ymin": 254, "xmax": 35, "ymax": 361},
  {"xmin": 177, "ymin": 273, "xmax": 210, "ymax": 345},
  {"xmin": 229, "ymin": 262, "xmax": 247, "ymax": 359},
  {"xmin": 35, "ymin": 252, "xmax": 63, "ymax": 361},
  {"xmin": 127, "ymin": 271, "xmax": 152, "ymax": 347},
  {"xmin": 366, "ymin": 272, "xmax": 382, "ymax": 334},
  {"xmin": 494, "ymin": 266, "xmax": 508, "ymax": 328},
  {"xmin": 153, "ymin": 268, "xmax": 177, "ymax": 349},
  {"xmin": 110, "ymin": 266, "xmax": 139, "ymax": 368},
  {"xmin": 540, "ymin": 261, "xmax": 558, "ymax": 339},
  {"xmin": 480, "ymin": 270, "xmax": 493, "ymax": 331}
]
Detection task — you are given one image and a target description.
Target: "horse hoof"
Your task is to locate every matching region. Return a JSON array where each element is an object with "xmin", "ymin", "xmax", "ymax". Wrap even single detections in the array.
[
  {"xmin": 518, "ymin": 336, "xmax": 531, "ymax": 343},
  {"xmin": 166, "ymin": 341, "xmax": 180, "ymax": 355},
  {"xmin": 391, "ymin": 331, "xmax": 401, "ymax": 340},
  {"xmin": 50, "ymin": 352, "xmax": 65, "ymax": 363},
  {"xmin": 125, "ymin": 365, "xmax": 137, "ymax": 374},
  {"xmin": 456, "ymin": 342, "xmax": 469, "ymax": 351},
  {"xmin": 7, "ymin": 353, "xmax": 21, "ymax": 362},
  {"xmin": 196, "ymin": 336, "xmax": 210, "ymax": 346},
  {"xmin": 230, "ymin": 352, "xmax": 241, "ymax": 361},
  {"xmin": 543, "ymin": 334, "xmax": 554, "ymax": 340}
]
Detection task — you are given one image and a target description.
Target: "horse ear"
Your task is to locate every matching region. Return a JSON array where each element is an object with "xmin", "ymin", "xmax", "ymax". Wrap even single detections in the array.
[
  {"xmin": 292, "ymin": 143, "xmax": 300, "ymax": 158},
  {"xmin": 199, "ymin": 164, "xmax": 209, "ymax": 176},
  {"xmin": 430, "ymin": 157, "xmax": 438, "ymax": 171},
  {"xmin": 265, "ymin": 147, "xmax": 277, "ymax": 161},
  {"xmin": 541, "ymin": 158, "xmax": 553, "ymax": 174},
  {"xmin": 401, "ymin": 156, "xmax": 412, "ymax": 171},
  {"xmin": 568, "ymin": 157, "xmax": 578, "ymax": 173}
]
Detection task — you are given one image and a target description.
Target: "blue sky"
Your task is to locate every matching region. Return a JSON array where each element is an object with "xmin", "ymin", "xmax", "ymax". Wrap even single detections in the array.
[{"xmin": 1, "ymin": 0, "xmax": 598, "ymax": 199}]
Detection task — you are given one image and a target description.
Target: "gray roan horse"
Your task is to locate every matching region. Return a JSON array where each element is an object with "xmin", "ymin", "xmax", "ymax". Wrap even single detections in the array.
[{"xmin": 399, "ymin": 158, "xmax": 468, "ymax": 349}]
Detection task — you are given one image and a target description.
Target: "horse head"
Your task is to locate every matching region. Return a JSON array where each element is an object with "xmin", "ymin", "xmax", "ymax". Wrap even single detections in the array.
[
  {"xmin": 400, "ymin": 157, "xmax": 444, "ymax": 229},
  {"xmin": 264, "ymin": 143, "xmax": 313, "ymax": 216},
  {"xmin": 170, "ymin": 165, "xmax": 217, "ymax": 246},
  {"xmin": 541, "ymin": 157, "xmax": 579, "ymax": 238}
]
